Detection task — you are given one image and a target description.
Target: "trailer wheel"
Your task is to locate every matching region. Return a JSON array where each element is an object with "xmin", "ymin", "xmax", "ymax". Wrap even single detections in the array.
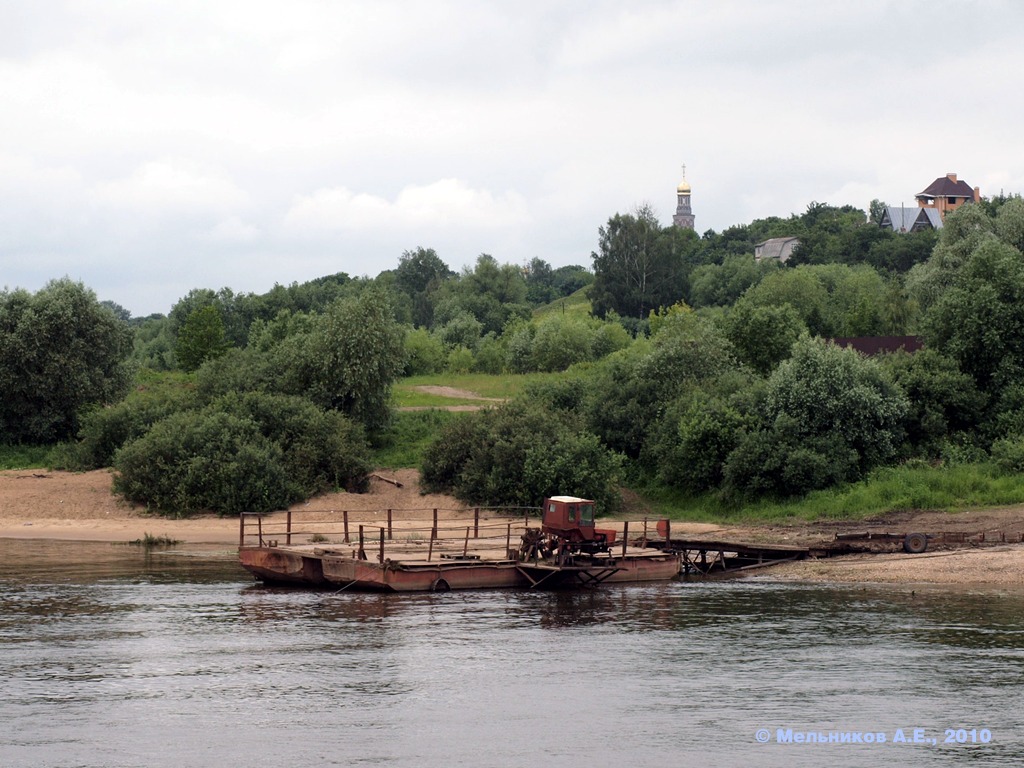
[
  {"xmin": 431, "ymin": 578, "xmax": 451, "ymax": 592},
  {"xmin": 903, "ymin": 532, "xmax": 928, "ymax": 554}
]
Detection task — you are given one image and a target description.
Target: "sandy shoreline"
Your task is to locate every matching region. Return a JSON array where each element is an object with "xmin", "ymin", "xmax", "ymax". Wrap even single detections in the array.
[{"xmin": 4, "ymin": 468, "xmax": 1024, "ymax": 585}]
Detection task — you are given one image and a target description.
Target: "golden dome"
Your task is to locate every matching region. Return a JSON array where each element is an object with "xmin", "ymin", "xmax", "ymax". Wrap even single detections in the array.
[{"xmin": 677, "ymin": 164, "xmax": 691, "ymax": 194}]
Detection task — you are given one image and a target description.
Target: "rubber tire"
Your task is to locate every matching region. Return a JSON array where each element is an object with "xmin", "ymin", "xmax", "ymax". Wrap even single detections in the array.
[
  {"xmin": 903, "ymin": 532, "xmax": 928, "ymax": 554},
  {"xmin": 431, "ymin": 578, "xmax": 451, "ymax": 592}
]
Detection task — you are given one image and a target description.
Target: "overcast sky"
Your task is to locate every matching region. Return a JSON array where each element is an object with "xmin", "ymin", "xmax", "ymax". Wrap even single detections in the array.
[{"xmin": 2, "ymin": 0, "xmax": 1022, "ymax": 316}]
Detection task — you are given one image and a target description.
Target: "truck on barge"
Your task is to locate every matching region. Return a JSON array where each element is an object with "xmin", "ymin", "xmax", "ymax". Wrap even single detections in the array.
[{"xmin": 238, "ymin": 496, "xmax": 681, "ymax": 592}]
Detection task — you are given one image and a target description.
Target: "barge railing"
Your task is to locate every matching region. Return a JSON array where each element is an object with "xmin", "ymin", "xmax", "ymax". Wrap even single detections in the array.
[{"xmin": 239, "ymin": 507, "xmax": 545, "ymax": 563}]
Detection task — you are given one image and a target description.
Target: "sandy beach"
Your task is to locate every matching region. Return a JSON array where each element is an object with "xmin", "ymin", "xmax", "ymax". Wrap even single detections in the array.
[{"xmin": 3, "ymin": 467, "xmax": 1024, "ymax": 585}]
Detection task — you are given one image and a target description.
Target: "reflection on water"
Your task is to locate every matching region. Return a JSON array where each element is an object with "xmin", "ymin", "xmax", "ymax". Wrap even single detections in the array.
[{"xmin": 1, "ymin": 539, "xmax": 1022, "ymax": 767}]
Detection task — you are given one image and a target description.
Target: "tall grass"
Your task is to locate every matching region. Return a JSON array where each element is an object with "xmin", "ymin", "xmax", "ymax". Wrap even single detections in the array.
[
  {"xmin": 531, "ymin": 286, "xmax": 593, "ymax": 319},
  {"xmin": 0, "ymin": 445, "xmax": 53, "ymax": 470},
  {"xmin": 632, "ymin": 462, "xmax": 1024, "ymax": 523},
  {"xmin": 372, "ymin": 410, "xmax": 461, "ymax": 469}
]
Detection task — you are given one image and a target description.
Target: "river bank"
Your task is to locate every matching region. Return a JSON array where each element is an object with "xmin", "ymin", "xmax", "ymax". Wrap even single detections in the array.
[{"xmin": 3, "ymin": 468, "xmax": 1024, "ymax": 585}]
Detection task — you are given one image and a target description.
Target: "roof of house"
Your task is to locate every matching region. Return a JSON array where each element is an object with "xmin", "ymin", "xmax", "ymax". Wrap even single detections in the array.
[
  {"xmin": 880, "ymin": 206, "xmax": 943, "ymax": 231},
  {"xmin": 754, "ymin": 236, "xmax": 801, "ymax": 262},
  {"xmin": 917, "ymin": 175, "xmax": 975, "ymax": 200}
]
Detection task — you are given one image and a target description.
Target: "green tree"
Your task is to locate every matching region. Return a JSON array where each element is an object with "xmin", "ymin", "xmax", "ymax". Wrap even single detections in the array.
[
  {"xmin": 403, "ymin": 327, "xmax": 446, "ymax": 375},
  {"xmin": 995, "ymin": 197, "xmax": 1024, "ymax": 254},
  {"xmin": 551, "ymin": 264, "xmax": 594, "ymax": 296},
  {"xmin": 654, "ymin": 387, "xmax": 754, "ymax": 492},
  {"xmin": 923, "ymin": 238, "xmax": 1024, "ymax": 396},
  {"xmin": 434, "ymin": 254, "xmax": 530, "ymax": 335},
  {"xmin": 280, "ymin": 287, "xmax": 406, "ymax": 432},
  {"xmin": 193, "ymin": 288, "xmax": 406, "ymax": 434},
  {"xmin": 132, "ymin": 315, "xmax": 177, "ymax": 370},
  {"xmin": 525, "ymin": 257, "xmax": 557, "ymax": 305},
  {"xmin": 176, "ymin": 305, "xmax": 229, "ymax": 372},
  {"xmin": 590, "ymin": 204, "xmax": 700, "ymax": 319},
  {"xmin": 740, "ymin": 267, "xmax": 833, "ymax": 336},
  {"xmin": 0, "ymin": 278, "xmax": 133, "ymax": 443},
  {"xmin": 724, "ymin": 303, "xmax": 805, "ymax": 375},
  {"xmin": 394, "ymin": 247, "xmax": 452, "ymax": 328},
  {"xmin": 688, "ymin": 254, "xmax": 776, "ymax": 308}
]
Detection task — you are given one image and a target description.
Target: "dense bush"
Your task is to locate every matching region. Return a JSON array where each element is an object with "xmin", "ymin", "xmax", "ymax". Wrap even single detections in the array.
[
  {"xmin": 51, "ymin": 373, "xmax": 198, "ymax": 470},
  {"xmin": 403, "ymin": 327, "xmax": 446, "ymax": 375},
  {"xmin": 723, "ymin": 303, "xmax": 805, "ymax": 375},
  {"xmin": 879, "ymin": 349, "xmax": 986, "ymax": 457},
  {"xmin": 991, "ymin": 436, "xmax": 1024, "ymax": 475},
  {"xmin": 114, "ymin": 409, "xmax": 290, "ymax": 516},
  {"xmin": 585, "ymin": 310, "xmax": 738, "ymax": 457},
  {"xmin": 421, "ymin": 400, "xmax": 623, "ymax": 514},
  {"xmin": 723, "ymin": 338, "xmax": 908, "ymax": 498},
  {"xmin": 723, "ymin": 417, "xmax": 860, "ymax": 497},
  {"xmin": 113, "ymin": 392, "xmax": 370, "ymax": 516},
  {"xmin": 652, "ymin": 388, "xmax": 755, "ymax": 492}
]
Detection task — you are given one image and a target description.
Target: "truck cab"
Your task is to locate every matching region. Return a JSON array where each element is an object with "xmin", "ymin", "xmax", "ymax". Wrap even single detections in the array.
[{"xmin": 541, "ymin": 496, "xmax": 615, "ymax": 544}]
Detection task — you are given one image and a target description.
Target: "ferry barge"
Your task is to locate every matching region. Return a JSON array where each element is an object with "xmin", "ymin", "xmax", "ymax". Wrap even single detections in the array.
[{"xmin": 239, "ymin": 496, "xmax": 682, "ymax": 592}]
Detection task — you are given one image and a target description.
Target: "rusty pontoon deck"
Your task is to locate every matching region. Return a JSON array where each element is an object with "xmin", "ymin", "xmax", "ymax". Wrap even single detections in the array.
[{"xmin": 238, "ymin": 508, "xmax": 682, "ymax": 591}]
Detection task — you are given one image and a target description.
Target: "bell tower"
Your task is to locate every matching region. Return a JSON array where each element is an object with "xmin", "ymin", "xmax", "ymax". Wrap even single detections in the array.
[{"xmin": 672, "ymin": 164, "xmax": 695, "ymax": 230}]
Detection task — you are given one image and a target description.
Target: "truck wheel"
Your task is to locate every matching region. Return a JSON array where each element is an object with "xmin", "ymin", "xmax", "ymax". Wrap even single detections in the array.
[{"xmin": 903, "ymin": 532, "xmax": 928, "ymax": 554}]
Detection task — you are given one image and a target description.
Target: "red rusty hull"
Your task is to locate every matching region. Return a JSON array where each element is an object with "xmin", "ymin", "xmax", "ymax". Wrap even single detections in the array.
[
  {"xmin": 321, "ymin": 556, "xmax": 524, "ymax": 592},
  {"xmin": 239, "ymin": 547, "xmax": 681, "ymax": 592},
  {"xmin": 239, "ymin": 547, "xmax": 329, "ymax": 587},
  {"xmin": 601, "ymin": 554, "xmax": 682, "ymax": 583}
]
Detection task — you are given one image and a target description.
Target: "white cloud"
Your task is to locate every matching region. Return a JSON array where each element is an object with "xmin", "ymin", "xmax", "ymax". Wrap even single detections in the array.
[
  {"xmin": 207, "ymin": 216, "xmax": 261, "ymax": 243},
  {"xmin": 92, "ymin": 160, "xmax": 248, "ymax": 215},
  {"xmin": 284, "ymin": 179, "xmax": 531, "ymax": 234}
]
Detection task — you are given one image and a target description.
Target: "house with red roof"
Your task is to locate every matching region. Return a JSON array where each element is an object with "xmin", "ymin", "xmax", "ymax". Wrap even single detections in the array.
[{"xmin": 916, "ymin": 172, "xmax": 980, "ymax": 221}]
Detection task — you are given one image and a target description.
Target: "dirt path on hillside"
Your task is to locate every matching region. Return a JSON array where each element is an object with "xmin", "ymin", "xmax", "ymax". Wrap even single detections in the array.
[
  {"xmin": 398, "ymin": 385, "xmax": 505, "ymax": 412},
  {"xmin": 410, "ymin": 385, "xmax": 503, "ymax": 402}
]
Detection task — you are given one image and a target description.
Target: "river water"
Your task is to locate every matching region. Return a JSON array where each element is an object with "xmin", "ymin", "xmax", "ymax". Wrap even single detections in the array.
[{"xmin": 1, "ymin": 539, "xmax": 1022, "ymax": 767}]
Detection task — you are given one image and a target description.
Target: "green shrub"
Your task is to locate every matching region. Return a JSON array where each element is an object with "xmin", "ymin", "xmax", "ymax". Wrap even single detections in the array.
[
  {"xmin": 113, "ymin": 409, "xmax": 288, "ymax": 516},
  {"xmin": 403, "ymin": 328, "xmax": 446, "ymax": 376},
  {"xmin": 503, "ymin": 321, "xmax": 534, "ymax": 374},
  {"xmin": 446, "ymin": 346, "xmax": 475, "ymax": 374},
  {"xmin": 721, "ymin": 338, "xmax": 908, "ymax": 498},
  {"xmin": 723, "ymin": 419, "xmax": 859, "ymax": 498},
  {"xmin": 472, "ymin": 333, "xmax": 505, "ymax": 374},
  {"xmin": 530, "ymin": 315, "xmax": 593, "ymax": 372},
  {"xmin": 52, "ymin": 378, "xmax": 198, "ymax": 470},
  {"xmin": 654, "ymin": 393, "xmax": 750, "ymax": 492},
  {"xmin": 112, "ymin": 392, "xmax": 370, "ymax": 516},
  {"xmin": 421, "ymin": 400, "xmax": 622, "ymax": 514},
  {"xmin": 438, "ymin": 312, "xmax": 483, "ymax": 350},
  {"xmin": 991, "ymin": 437, "xmax": 1024, "ymax": 474}
]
